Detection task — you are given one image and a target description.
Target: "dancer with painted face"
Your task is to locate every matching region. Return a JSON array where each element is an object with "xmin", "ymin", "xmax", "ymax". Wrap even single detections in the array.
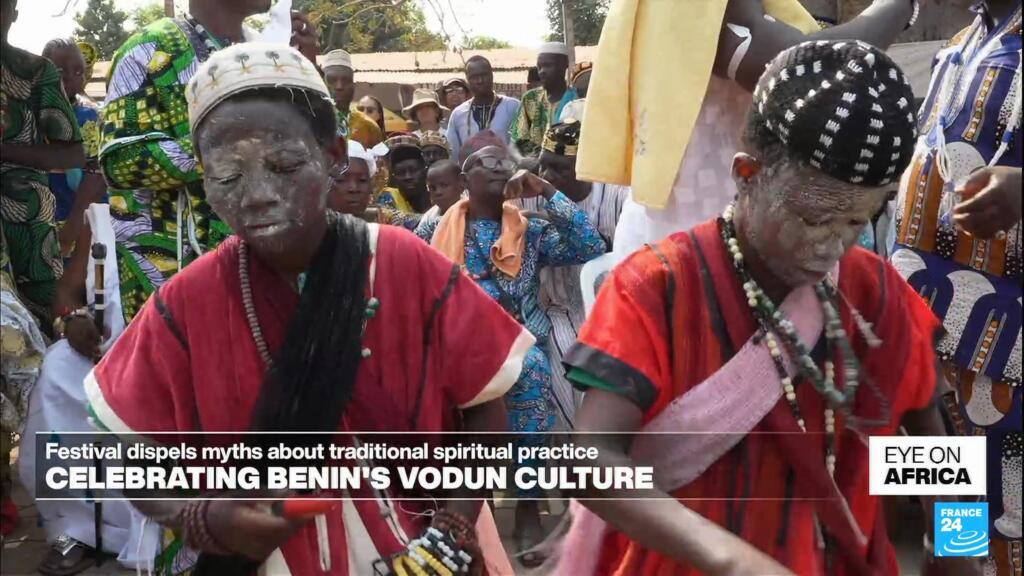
[
  {"xmin": 560, "ymin": 41, "xmax": 969, "ymax": 576},
  {"xmin": 99, "ymin": 0, "xmax": 318, "ymax": 323},
  {"xmin": 86, "ymin": 44, "xmax": 529, "ymax": 576}
]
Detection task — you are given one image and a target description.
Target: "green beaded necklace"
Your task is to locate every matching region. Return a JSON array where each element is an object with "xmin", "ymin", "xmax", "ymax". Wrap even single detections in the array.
[{"xmin": 719, "ymin": 203, "xmax": 875, "ymax": 415}]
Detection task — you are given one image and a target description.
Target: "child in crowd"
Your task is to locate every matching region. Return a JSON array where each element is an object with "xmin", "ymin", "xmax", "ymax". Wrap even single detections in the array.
[
  {"xmin": 330, "ymin": 141, "xmax": 376, "ymax": 217},
  {"xmin": 427, "ymin": 160, "xmax": 463, "ymax": 215},
  {"xmin": 40, "ymin": 39, "xmax": 106, "ymax": 259},
  {"xmin": 414, "ymin": 160, "xmax": 465, "ymax": 240}
]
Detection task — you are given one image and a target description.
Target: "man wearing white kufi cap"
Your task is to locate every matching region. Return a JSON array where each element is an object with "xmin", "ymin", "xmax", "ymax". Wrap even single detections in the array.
[
  {"xmin": 321, "ymin": 48, "xmax": 382, "ymax": 149},
  {"xmin": 511, "ymin": 41, "xmax": 577, "ymax": 157},
  {"xmin": 98, "ymin": 0, "xmax": 319, "ymax": 324},
  {"xmin": 90, "ymin": 42, "xmax": 523, "ymax": 576}
]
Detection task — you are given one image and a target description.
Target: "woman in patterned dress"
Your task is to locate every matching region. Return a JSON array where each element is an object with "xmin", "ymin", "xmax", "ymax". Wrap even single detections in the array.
[
  {"xmin": 41, "ymin": 39, "xmax": 106, "ymax": 261},
  {"xmin": 418, "ymin": 141, "xmax": 606, "ymax": 566},
  {"xmin": 1, "ymin": 0, "xmax": 84, "ymax": 320}
]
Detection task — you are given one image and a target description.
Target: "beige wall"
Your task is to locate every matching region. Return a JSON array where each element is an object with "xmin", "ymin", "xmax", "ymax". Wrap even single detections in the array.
[{"xmin": 802, "ymin": 0, "xmax": 974, "ymax": 42}]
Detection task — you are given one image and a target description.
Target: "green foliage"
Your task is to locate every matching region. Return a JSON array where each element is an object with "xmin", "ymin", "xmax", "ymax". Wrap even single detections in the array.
[
  {"xmin": 129, "ymin": 3, "xmax": 165, "ymax": 31},
  {"xmin": 546, "ymin": 0, "xmax": 609, "ymax": 45},
  {"xmin": 461, "ymin": 35, "xmax": 511, "ymax": 50},
  {"xmin": 74, "ymin": 0, "xmax": 130, "ymax": 59},
  {"xmin": 294, "ymin": 0, "xmax": 446, "ymax": 52}
]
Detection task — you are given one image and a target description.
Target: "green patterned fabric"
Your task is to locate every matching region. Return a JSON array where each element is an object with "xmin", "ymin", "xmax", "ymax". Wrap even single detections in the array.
[
  {"xmin": 1, "ymin": 45, "xmax": 81, "ymax": 312},
  {"xmin": 100, "ymin": 18, "xmax": 231, "ymax": 322},
  {"xmin": 510, "ymin": 86, "xmax": 577, "ymax": 157}
]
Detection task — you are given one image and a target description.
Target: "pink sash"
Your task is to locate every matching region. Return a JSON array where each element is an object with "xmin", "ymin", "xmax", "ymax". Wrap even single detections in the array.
[{"xmin": 555, "ymin": 274, "xmax": 830, "ymax": 576}]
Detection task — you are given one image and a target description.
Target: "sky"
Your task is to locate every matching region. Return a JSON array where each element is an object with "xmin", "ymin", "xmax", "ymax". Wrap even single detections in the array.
[{"xmin": 8, "ymin": 0, "xmax": 552, "ymax": 54}]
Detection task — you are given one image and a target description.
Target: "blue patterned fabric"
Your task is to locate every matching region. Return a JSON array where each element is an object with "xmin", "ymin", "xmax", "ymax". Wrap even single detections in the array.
[
  {"xmin": 892, "ymin": 2, "xmax": 1021, "ymax": 385},
  {"xmin": 416, "ymin": 191, "xmax": 607, "ymax": 342},
  {"xmin": 49, "ymin": 103, "xmax": 105, "ymax": 223},
  {"xmin": 376, "ymin": 188, "xmax": 422, "ymax": 231},
  {"xmin": 890, "ymin": 2, "xmax": 1023, "ymax": 552},
  {"xmin": 417, "ymin": 192, "xmax": 605, "ymax": 494}
]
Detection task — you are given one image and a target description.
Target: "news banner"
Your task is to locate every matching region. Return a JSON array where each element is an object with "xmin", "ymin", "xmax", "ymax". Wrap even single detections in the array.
[{"xmin": 34, "ymin": 433, "xmax": 993, "ymax": 557}]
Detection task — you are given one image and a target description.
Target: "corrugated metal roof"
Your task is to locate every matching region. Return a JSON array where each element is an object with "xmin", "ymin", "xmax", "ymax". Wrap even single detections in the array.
[
  {"xmin": 84, "ymin": 42, "xmax": 942, "ymax": 104},
  {"xmin": 342, "ymin": 46, "xmax": 600, "ymax": 73},
  {"xmin": 355, "ymin": 70, "xmax": 527, "ymax": 85}
]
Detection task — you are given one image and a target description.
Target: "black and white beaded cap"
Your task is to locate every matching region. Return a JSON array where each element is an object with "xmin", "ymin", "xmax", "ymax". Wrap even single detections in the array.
[{"xmin": 750, "ymin": 40, "xmax": 918, "ymax": 187}]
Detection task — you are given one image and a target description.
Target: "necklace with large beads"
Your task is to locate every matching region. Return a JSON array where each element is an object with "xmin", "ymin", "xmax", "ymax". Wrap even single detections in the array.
[
  {"xmin": 238, "ymin": 240, "xmax": 379, "ymax": 366},
  {"xmin": 720, "ymin": 202, "xmax": 867, "ymax": 478},
  {"xmin": 720, "ymin": 203, "xmax": 870, "ymax": 415}
]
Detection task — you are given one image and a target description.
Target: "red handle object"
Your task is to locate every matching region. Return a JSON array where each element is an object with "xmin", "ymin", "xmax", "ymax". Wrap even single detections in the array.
[{"xmin": 273, "ymin": 498, "xmax": 338, "ymax": 519}]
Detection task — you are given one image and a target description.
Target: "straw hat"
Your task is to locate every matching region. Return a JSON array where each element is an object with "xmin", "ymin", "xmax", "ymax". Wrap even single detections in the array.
[
  {"xmin": 419, "ymin": 130, "xmax": 450, "ymax": 152},
  {"xmin": 402, "ymin": 88, "xmax": 449, "ymax": 119}
]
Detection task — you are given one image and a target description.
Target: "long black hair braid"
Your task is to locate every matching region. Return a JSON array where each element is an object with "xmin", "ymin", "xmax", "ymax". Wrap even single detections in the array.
[
  {"xmin": 193, "ymin": 214, "xmax": 370, "ymax": 576},
  {"xmin": 249, "ymin": 212, "xmax": 370, "ymax": 438}
]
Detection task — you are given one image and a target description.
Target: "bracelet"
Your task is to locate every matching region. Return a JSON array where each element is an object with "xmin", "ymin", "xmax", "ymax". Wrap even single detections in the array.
[
  {"xmin": 182, "ymin": 500, "xmax": 232, "ymax": 555},
  {"xmin": 53, "ymin": 306, "xmax": 93, "ymax": 337},
  {"xmin": 431, "ymin": 509, "xmax": 476, "ymax": 547},
  {"xmin": 904, "ymin": 0, "xmax": 920, "ymax": 30}
]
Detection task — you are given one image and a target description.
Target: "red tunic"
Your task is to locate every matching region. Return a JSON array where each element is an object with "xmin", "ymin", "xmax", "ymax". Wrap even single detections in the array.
[
  {"xmin": 86, "ymin": 225, "xmax": 533, "ymax": 575},
  {"xmin": 565, "ymin": 220, "xmax": 941, "ymax": 576}
]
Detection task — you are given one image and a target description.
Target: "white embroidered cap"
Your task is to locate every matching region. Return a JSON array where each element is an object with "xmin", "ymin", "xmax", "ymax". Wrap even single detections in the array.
[{"xmin": 187, "ymin": 43, "xmax": 331, "ymax": 134}]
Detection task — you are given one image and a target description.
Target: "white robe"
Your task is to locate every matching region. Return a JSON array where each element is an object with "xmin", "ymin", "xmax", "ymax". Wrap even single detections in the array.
[{"xmin": 17, "ymin": 204, "xmax": 159, "ymax": 569}]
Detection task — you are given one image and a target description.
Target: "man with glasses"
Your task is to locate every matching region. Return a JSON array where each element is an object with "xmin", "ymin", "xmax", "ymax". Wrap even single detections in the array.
[{"xmin": 419, "ymin": 137, "xmax": 606, "ymax": 566}]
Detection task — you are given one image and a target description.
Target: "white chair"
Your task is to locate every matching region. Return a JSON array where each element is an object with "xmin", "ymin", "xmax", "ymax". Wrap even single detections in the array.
[{"xmin": 579, "ymin": 252, "xmax": 623, "ymax": 317}]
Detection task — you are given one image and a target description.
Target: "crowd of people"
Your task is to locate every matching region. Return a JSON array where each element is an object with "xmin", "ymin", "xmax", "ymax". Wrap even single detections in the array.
[{"xmin": 0, "ymin": 0, "xmax": 1020, "ymax": 575}]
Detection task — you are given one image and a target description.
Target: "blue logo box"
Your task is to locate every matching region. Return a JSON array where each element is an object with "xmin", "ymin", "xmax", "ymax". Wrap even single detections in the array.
[{"xmin": 934, "ymin": 502, "xmax": 989, "ymax": 557}]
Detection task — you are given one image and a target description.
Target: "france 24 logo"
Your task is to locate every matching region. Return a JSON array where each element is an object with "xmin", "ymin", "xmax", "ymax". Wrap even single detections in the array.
[{"xmin": 934, "ymin": 502, "xmax": 988, "ymax": 557}]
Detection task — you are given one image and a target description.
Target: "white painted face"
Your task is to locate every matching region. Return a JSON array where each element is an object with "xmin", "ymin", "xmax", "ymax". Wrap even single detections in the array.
[
  {"xmin": 197, "ymin": 98, "xmax": 339, "ymax": 260},
  {"xmin": 734, "ymin": 154, "xmax": 891, "ymax": 288}
]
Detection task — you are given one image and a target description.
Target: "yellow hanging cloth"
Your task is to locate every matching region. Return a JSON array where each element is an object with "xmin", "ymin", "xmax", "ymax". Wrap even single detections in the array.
[{"xmin": 577, "ymin": 0, "xmax": 819, "ymax": 208}]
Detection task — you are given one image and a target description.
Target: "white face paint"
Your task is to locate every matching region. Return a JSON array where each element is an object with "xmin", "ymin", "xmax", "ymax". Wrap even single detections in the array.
[
  {"xmin": 197, "ymin": 98, "xmax": 336, "ymax": 261},
  {"xmin": 736, "ymin": 156, "xmax": 891, "ymax": 288}
]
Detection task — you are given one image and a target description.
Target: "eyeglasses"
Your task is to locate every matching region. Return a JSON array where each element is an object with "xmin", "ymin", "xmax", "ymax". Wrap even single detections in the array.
[
  {"xmin": 471, "ymin": 156, "xmax": 517, "ymax": 172},
  {"xmin": 357, "ymin": 106, "xmax": 379, "ymax": 114}
]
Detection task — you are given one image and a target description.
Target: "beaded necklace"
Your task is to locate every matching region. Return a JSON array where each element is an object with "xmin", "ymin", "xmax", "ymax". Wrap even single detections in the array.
[
  {"xmin": 184, "ymin": 15, "xmax": 230, "ymax": 54},
  {"xmin": 238, "ymin": 239, "xmax": 380, "ymax": 367},
  {"xmin": 719, "ymin": 202, "xmax": 885, "ymax": 476},
  {"xmin": 467, "ymin": 95, "xmax": 501, "ymax": 133},
  {"xmin": 720, "ymin": 203, "xmax": 882, "ymax": 412}
]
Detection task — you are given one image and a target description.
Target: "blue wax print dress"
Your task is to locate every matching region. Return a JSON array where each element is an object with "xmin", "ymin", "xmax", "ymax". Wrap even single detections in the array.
[
  {"xmin": 49, "ymin": 101, "xmax": 104, "ymax": 224},
  {"xmin": 417, "ymin": 192, "xmax": 606, "ymax": 493}
]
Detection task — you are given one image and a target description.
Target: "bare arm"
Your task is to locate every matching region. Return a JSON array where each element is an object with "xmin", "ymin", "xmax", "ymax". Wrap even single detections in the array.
[
  {"xmin": 715, "ymin": 0, "xmax": 913, "ymax": 91},
  {"xmin": 573, "ymin": 389, "xmax": 794, "ymax": 576},
  {"xmin": 444, "ymin": 398, "xmax": 507, "ymax": 521},
  {"xmin": 2, "ymin": 141, "xmax": 86, "ymax": 171}
]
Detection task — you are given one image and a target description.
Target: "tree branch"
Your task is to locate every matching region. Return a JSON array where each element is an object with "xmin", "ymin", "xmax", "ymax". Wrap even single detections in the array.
[{"xmin": 54, "ymin": 0, "xmax": 80, "ymax": 17}]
